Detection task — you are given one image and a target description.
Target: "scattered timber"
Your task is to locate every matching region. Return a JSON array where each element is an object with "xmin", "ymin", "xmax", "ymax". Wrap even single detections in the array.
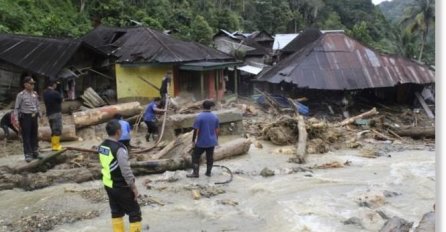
[
  {"xmin": 72, "ymin": 102, "xmax": 142, "ymax": 128},
  {"xmin": 0, "ymin": 125, "xmax": 78, "ymax": 142},
  {"xmin": 290, "ymin": 115, "xmax": 307, "ymax": 164},
  {"xmin": 81, "ymin": 87, "xmax": 107, "ymax": 108},
  {"xmin": 393, "ymin": 127, "xmax": 435, "ymax": 139},
  {"xmin": 338, "ymin": 107, "xmax": 379, "ymax": 126}
]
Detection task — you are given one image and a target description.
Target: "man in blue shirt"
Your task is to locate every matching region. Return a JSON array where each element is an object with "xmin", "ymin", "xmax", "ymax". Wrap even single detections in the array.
[
  {"xmin": 143, "ymin": 97, "xmax": 166, "ymax": 142},
  {"xmin": 114, "ymin": 114, "xmax": 132, "ymax": 148},
  {"xmin": 187, "ymin": 100, "xmax": 219, "ymax": 178}
]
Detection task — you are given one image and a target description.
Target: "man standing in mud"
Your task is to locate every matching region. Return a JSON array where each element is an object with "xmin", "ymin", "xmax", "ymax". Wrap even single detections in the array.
[
  {"xmin": 43, "ymin": 80, "xmax": 63, "ymax": 151},
  {"xmin": 187, "ymin": 100, "xmax": 219, "ymax": 178},
  {"xmin": 14, "ymin": 76, "xmax": 40, "ymax": 162},
  {"xmin": 98, "ymin": 119, "xmax": 142, "ymax": 232}
]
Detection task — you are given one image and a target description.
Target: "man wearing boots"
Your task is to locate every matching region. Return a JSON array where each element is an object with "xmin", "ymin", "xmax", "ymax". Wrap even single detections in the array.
[
  {"xmin": 43, "ymin": 80, "xmax": 63, "ymax": 151},
  {"xmin": 143, "ymin": 97, "xmax": 166, "ymax": 142},
  {"xmin": 99, "ymin": 119, "xmax": 142, "ymax": 232},
  {"xmin": 187, "ymin": 100, "xmax": 219, "ymax": 178},
  {"xmin": 13, "ymin": 76, "xmax": 40, "ymax": 162}
]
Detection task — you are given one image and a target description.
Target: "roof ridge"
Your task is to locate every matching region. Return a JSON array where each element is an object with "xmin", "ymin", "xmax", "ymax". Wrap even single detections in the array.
[{"xmin": 143, "ymin": 27, "xmax": 182, "ymax": 62}]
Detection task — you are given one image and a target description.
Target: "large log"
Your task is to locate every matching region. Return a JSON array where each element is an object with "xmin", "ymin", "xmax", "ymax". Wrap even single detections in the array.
[
  {"xmin": 394, "ymin": 127, "xmax": 435, "ymax": 138},
  {"xmin": 38, "ymin": 124, "xmax": 78, "ymax": 141},
  {"xmin": 13, "ymin": 149, "xmax": 69, "ymax": 173},
  {"xmin": 290, "ymin": 115, "xmax": 307, "ymax": 164},
  {"xmin": 132, "ymin": 138, "xmax": 252, "ymax": 174},
  {"xmin": 338, "ymin": 107, "xmax": 379, "ymax": 126},
  {"xmin": 0, "ymin": 124, "xmax": 78, "ymax": 141},
  {"xmin": 72, "ymin": 102, "xmax": 142, "ymax": 128}
]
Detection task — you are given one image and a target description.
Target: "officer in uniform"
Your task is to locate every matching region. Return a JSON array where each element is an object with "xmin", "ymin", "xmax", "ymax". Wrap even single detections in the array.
[
  {"xmin": 98, "ymin": 119, "xmax": 142, "ymax": 232},
  {"xmin": 14, "ymin": 76, "xmax": 40, "ymax": 162}
]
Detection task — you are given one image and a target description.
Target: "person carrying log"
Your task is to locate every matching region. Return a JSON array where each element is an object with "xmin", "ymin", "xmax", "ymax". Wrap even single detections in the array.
[
  {"xmin": 114, "ymin": 113, "xmax": 132, "ymax": 148},
  {"xmin": 98, "ymin": 119, "xmax": 142, "ymax": 232},
  {"xmin": 143, "ymin": 97, "xmax": 166, "ymax": 142},
  {"xmin": 13, "ymin": 76, "xmax": 40, "ymax": 162},
  {"xmin": 43, "ymin": 80, "xmax": 63, "ymax": 151},
  {"xmin": 0, "ymin": 111, "xmax": 19, "ymax": 141},
  {"xmin": 187, "ymin": 100, "xmax": 220, "ymax": 178}
]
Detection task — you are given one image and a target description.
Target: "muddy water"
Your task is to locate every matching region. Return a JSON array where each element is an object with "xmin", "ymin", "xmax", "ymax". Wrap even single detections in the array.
[{"xmin": 0, "ymin": 138, "xmax": 435, "ymax": 232}]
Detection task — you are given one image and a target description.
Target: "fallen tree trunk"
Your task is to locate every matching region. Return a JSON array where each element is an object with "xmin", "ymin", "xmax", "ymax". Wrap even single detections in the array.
[
  {"xmin": 38, "ymin": 124, "xmax": 78, "ymax": 141},
  {"xmin": 73, "ymin": 102, "xmax": 142, "ymax": 128},
  {"xmin": 151, "ymin": 132, "xmax": 193, "ymax": 159},
  {"xmin": 0, "ymin": 124, "xmax": 78, "ymax": 142},
  {"xmin": 132, "ymin": 138, "xmax": 252, "ymax": 174},
  {"xmin": 290, "ymin": 115, "xmax": 307, "ymax": 164},
  {"xmin": 13, "ymin": 149, "xmax": 69, "ymax": 173},
  {"xmin": 0, "ymin": 138, "xmax": 251, "ymax": 190},
  {"xmin": 393, "ymin": 127, "xmax": 435, "ymax": 139},
  {"xmin": 338, "ymin": 107, "xmax": 378, "ymax": 126}
]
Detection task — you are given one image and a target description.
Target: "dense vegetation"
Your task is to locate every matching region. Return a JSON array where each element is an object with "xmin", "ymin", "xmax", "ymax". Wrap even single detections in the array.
[{"xmin": 0, "ymin": 0, "xmax": 434, "ymax": 65}]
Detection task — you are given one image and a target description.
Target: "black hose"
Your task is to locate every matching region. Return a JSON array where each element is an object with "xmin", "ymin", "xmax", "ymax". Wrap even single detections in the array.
[{"xmin": 213, "ymin": 164, "xmax": 233, "ymax": 185}]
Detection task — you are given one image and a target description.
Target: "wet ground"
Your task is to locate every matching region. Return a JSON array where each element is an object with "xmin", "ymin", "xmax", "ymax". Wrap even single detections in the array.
[{"xmin": 0, "ymin": 136, "xmax": 435, "ymax": 232}]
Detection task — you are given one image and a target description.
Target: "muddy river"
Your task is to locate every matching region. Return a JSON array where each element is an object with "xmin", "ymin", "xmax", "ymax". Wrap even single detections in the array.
[{"xmin": 0, "ymin": 138, "xmax": 435, "ymax": 232}]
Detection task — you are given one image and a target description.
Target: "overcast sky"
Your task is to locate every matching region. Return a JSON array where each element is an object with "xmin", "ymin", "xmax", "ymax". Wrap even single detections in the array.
[{"xmin": 372, "ymin": 0, "xmax": 391, "ymax": 5}]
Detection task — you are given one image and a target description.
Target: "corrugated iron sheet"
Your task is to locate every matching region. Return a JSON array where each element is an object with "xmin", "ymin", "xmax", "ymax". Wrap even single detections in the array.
[
  {"xmin": 83, "ymin": 26, "xmax": 233, "ymax": 64},
  {"xmin": 257, "ymin": 32, "xmax": 435, "ymax": 90},
  {"xmin": 0, "ymin": 34, "xmax": 81, "ymax": 78}
]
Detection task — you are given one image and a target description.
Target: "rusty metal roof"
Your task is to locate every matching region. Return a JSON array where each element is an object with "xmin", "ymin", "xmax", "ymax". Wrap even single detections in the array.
[
  {"xmin": 257, "ymin": 32, "xmax": 435, "ymax": 90},
  {"xmin": 83, "ymin": 26, "xmax": 234, "ymax": 64},
  {"xmin": 0, "ymin": 33, "xmax": 81, "ymax": 78}
]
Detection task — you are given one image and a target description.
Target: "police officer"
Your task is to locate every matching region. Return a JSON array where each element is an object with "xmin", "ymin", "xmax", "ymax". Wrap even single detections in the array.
[
  {"xmin": 98, "ymin": 119, "xmax": 142, "ymax": 232},
  {"xmin": 14, "ymin": 76, "xmax": 40, "ymax": 162},
  {"xmin": 43, "ymin": 80, "xmax": 63, "ymax": 151}
]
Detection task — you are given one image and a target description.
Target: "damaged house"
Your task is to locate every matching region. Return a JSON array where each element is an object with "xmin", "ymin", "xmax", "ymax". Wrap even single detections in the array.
[
  {"xmin": 256, "ymin": 30, "xmax": 435, "ymax": 115},
  {"xmin": 82, "ymin": 26, "xmax": 239, "ymax": 103},
  {"xmin": 0, "ymin": 34, "xmax": 107, "ymax": 103},
  {"xmin": 213, "ymin": 29, "xmax": 273, "ymax": 96}
]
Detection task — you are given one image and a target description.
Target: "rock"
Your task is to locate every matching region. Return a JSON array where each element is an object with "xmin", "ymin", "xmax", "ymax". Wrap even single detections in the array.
[
  {"xmin": 218, "ymin": 199, "xmax": 239, "ymax": 206},
  {"xmin": 414, "ymin": 211, "xmax": 434, "ymax": 232},
  {"xmin": 343, "ymin": 217, "xmax": 364, "ymax": 228},
  {"xmin": 254, "ymin": 141, "xmax": 263, "ymax": 148},
  {"xmin": 379, "ymin": 216, "xmax": 413, "ymax": 232},
  {"xmin": 260, "ymin": 168, "xmax": 275, "ymax": 177},
  {"xmin": 192, "ymin": 189, "xmax": 201, "ymax": 200},
  {"xmin": 383, "ymin": 190, "xmax": 401, "ymax": 198}
]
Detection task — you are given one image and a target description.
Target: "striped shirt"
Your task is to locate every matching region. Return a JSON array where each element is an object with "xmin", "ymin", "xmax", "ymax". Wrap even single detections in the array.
[{"xmin": 14, "ymin": 90, "xmax": 40, "ymax": 116}]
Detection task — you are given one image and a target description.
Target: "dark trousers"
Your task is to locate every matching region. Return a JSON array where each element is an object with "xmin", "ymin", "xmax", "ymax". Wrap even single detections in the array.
[
  {"xmin": 19, "ymin": 113, "xmax": 38, "ymax": 156},
  {"xmin": 1, "ymin": 122, "xmax": 18, "ymax": 139},
  {"xmin": 144, "ymin": 121, "xmax": 158, "ymax": 134},
  {"xmin": 105, "ymin": 186, "xmax": 142, "ymax": 222},
  {"xmin": 192, "ymin": 146, "xmax": 214, "ymax": 174},
  {"xmin": 48, "ymin": 113, "xmax": 62, "ymax": 136}
]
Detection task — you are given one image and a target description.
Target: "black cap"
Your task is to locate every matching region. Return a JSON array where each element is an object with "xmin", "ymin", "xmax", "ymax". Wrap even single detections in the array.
[{"xmin": 23, "ymin": 76, "xmax": 35, "ymax": 84}]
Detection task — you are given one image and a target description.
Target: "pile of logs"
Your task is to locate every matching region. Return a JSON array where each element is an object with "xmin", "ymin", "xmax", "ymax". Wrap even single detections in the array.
[{"xmin": 0, "ymin": 132, "xmax": 252, "ymax": 191}]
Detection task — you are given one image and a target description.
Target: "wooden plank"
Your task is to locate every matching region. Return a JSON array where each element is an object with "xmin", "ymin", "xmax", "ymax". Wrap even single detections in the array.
[{"xmin": 415, "ymin": 92, "xmax": 434, "ymax": 119}]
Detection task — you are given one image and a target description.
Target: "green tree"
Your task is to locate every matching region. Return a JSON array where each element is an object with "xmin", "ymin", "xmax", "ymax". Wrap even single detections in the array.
[
  {"xmin": 401, "ymin": 0, "xmax": 435, "ymax": 61},
  {"xmin": 190, "ymin": 15, "xmax": 213, "ymax": 45},
  {"xmin": 348, "ymin": 21, "xmax": 373, "ymax": 45}
]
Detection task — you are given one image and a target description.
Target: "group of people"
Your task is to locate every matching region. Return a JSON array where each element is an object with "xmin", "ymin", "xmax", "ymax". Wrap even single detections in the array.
[
  {"xmin": 1, "ymin": 76, "xmax": 63, "ymax": 162},
  {"xmin": 6, "ymin": 71, "xmax": 220, "ymax": 232}
]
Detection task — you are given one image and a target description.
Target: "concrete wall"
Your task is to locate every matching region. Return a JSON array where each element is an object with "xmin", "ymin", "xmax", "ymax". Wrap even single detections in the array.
[{"xmin": 115, "ymin": 64, "xmax": 174, "ymax": 102}]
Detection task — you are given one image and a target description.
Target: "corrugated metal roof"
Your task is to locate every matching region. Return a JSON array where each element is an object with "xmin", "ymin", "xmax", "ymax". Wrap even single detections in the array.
[
  {"xmin": 84, "ymin": 26, "xmax": 233, "ymax": 64},
  {"xmin": 0, "ymin": 34, "xmax": 81, "ymax": 78},
  {"xmin": 257, "ymin": 32, "xmax": 435, "ymax": 90},
  {"xmin": 273, "ymin": 34, "xmax": 299, "ymax": 51},
  {"xmin": 281, "ymin": 28, "xmax": 323, "ymax": 54}
]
